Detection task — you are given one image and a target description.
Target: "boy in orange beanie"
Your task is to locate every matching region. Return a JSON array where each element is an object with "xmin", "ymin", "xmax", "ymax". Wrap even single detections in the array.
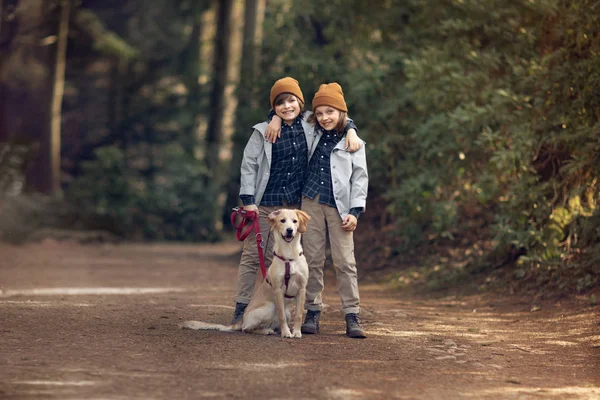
[{"xmin": 300, "ymin": 82, "xmax": 369, "ymax": 338}]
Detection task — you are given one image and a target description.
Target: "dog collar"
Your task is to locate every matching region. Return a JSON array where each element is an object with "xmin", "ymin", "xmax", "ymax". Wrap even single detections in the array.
[{"xmin": 273, "ymin": 252, "xmax": 304, "ymax": 263}]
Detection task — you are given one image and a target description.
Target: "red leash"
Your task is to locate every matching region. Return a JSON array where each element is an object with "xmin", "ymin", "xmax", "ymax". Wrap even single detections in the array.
[{"xmin": 230, "ymin": 207, "xmax": 267, "ymax": 279}]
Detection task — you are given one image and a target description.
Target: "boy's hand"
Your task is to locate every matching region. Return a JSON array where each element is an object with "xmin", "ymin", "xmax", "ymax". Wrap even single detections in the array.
[
  {"xmin": 243, "ymin": 204, "xmax": 258, "ymax": 212},
  {"xmin": 342, "ymin": 215, "xmax": 357, "ymax": 231},
  {"xmin": 345, "ymin": 128, "xmax": 361, "ymax": 152},
  {"xmin": 265, "ymin": 115, "xmax": 282, "ymax": 143}
]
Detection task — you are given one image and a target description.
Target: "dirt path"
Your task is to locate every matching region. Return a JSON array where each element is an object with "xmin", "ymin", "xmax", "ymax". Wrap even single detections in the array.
[{"xmin": 0, "ymin": 241, "xmax": 598, "ymax": 400}]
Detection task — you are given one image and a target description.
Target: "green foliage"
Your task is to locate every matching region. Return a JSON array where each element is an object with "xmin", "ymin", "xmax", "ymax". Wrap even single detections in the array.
[
  {"xmin": 56, "ymin": 1, "xmax": 217, "ymax": 241},
  {"xmin": 0, "ymin": 144, "xmax": 72, "ymax": 244},
  {"xmin": 68, "ymin": 146, "xmax": 132, "ymax": 230},
  {"xmin": 0, "ymin": 193, "xmax": 63, "ymax": 244},
  {"xmin": 0, "ymin": 143, "xmax": 29, "ymax": 195},
  {"xmin": 74, "ymin": 10, "xmax": 139, "ymax": 61},
  {"xmin": 67, "ymin": 145, "xmax": 217, "ymax": 241},
  {"xmin": 257, "ymin": 0, "xmax": 599, "ymax": 293}
]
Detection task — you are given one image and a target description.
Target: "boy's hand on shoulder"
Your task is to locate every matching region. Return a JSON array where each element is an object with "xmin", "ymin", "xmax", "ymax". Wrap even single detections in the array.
[
  {"xmin": 345, "ymin": 128, "xmax": 362, "ymax": 152},
  {"xmin": 265, "ymin": 115, "xmax": 282, "ymax": 143}
]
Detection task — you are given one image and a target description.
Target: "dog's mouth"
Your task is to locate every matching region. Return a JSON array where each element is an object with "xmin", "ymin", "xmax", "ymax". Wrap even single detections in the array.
[{"xmin": 282, "ymin": 234, "xmax": 295, "ymax": 243}]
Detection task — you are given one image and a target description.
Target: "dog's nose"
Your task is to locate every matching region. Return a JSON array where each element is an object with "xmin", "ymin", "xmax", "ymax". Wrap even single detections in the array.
[{"xmin": 286, "ymin": 228, "xmax": 294, "ymax": 235}]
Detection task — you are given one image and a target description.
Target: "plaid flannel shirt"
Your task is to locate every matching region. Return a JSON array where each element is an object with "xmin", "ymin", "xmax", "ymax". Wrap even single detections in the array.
[{"xmin": 303, "ymin": 123, "xmax": 362, "ymax": 219}]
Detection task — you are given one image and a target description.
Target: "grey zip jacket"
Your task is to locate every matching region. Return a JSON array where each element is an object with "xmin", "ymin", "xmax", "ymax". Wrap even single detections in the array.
[
  {"xmin": 307, "ymin": 127, "xmax": 369, "ymax": 219},
  {"xmin": 240, "ymin": 113, "xmax": 368, "ymax": 220}
]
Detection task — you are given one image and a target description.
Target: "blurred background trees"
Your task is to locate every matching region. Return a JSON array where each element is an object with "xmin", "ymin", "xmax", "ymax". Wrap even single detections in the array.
[{"xmin": 1, "ymin": 0, "xmax": 598, "ymax": 294}]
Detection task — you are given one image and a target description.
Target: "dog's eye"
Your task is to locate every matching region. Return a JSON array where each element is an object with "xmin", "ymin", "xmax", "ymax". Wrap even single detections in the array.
[
  {"xmin": 280, "ymin": 219, "xmax": 286, "ymax": 223},
  {"xmin": 293, "ymin": 220, "xmax": 298, "ymax": 224}
]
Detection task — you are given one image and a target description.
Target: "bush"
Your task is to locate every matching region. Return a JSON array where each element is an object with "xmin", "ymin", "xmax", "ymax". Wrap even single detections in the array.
[{"xmin": 67, "ymin": 144, "xmax": 218, "ymax": 241}]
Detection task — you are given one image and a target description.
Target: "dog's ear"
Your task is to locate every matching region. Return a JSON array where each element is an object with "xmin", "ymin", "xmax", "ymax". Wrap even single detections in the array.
[
  {"xmin": 295, "ymin": 210, "xmax": 311, "ymax": 233},
  {"xmin": 268, "ymin": 210, "xmax": 281, "ymax": 230}
]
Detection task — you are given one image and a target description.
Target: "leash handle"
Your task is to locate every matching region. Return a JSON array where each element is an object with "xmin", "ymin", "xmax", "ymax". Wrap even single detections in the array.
[
  {"xmin": 231, "ymin": 207, "xmax": 258, "ymax": 241},
  {"xmin": 230, "ymin": 207, "xmax": 257, "ymax": 227}
]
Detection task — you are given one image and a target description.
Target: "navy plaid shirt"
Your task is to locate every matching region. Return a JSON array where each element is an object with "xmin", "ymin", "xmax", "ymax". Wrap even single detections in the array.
[
  {"xmin": 303, "ymin": 123, "xmax": 362, "ymax": 219},
  {"xmin": 240, "ymin": 114, "xmax": 308, "ymax": 206}
]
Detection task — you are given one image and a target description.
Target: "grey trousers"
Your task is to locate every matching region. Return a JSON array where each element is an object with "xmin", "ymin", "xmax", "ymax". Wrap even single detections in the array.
[{"xmin": 301, "ymin": 195, "xmax": 360, "ymax": 315}]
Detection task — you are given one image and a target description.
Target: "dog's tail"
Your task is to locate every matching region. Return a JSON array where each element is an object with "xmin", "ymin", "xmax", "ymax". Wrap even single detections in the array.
[{"xmin": 180, "ymin": 320, "xmax": 237, "ymax": 332}]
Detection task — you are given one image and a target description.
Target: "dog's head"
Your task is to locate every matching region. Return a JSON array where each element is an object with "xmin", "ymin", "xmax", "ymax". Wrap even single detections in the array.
[{"xmin": 268, "ymin": 209, "xmax": 311, "ymax": 243}]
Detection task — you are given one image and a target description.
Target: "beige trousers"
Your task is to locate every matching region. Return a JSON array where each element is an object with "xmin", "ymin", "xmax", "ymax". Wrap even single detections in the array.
[
  {"xmin": 301, "ymin": 195, "xmax": 360, "ymax": 315},
  {"xmin": 234, "ymin": 202, "xmax": 299, "ymax": 304}
]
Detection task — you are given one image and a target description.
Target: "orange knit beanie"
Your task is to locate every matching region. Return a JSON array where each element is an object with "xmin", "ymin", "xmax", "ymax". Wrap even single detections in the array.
[
  {"xmin": 311, "ymin": 82, "xmax": 348, "ymax": 112},
  {"xmin": 269, "ymin": 77, "xmax": 304, "ymax": 108}
]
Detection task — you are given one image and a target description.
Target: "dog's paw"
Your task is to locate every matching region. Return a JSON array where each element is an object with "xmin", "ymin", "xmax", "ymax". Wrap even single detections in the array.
[
  {"xmin": 281, "ymin": 327, "xmax": 293, "ymax": 338},
  {"xmin": 292, "ymin": 330, "xmax": 302, "ymax": 339}
]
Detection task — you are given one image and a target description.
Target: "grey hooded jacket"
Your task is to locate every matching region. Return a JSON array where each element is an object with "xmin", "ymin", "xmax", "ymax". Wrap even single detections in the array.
[{"xmin": 307, "ymin": 128, "xmax": 368, "ymax": 219}]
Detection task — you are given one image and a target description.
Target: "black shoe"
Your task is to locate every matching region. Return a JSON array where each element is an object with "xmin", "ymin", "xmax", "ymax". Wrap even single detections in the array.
[
  {"xmin": 231, "ymin": 302, "xmax": 248, "ymax": 324},
  {"xmin": 345, "ymin": 313, "xmax": 366, "ymax": 338},
  {"xmin": 301, "ymin": 310, "xmax": 321, "ymax": 334}
]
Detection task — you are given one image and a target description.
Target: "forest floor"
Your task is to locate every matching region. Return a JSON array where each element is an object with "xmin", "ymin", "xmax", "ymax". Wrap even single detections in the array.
[{"xmin": 0, "ymin": 240, "xmax": 599, "ymax": 400}]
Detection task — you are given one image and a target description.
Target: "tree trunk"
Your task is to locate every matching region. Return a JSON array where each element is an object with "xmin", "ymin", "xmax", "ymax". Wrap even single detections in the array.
[
  {"xmin": 0, "ymin": 0, "xmax": 56, "ymax": 193},
  {"xmin": 221, "ymin": 0, "xmax": 265, "ymax": 228},
  {"xmin": 179, "ymin": 1, "xmax": 205, "ymax": 156},
  {"xmin": 204, "ymin": 0, "xmax": 234, "ymax": 231},
  {"xmin": 0, "ymin": 0, "xmax": 4, "ymax": 38},
  {"xmin": 205, "ymin": 0, "xmax": 233, "ymax": 177},
  {"xmin": 0, "ymin": 0, "xmax": 8, "ymax": 143},
  {"xmin": 49, "ymin": 0, "xmax": 71, "ymax": 194}
]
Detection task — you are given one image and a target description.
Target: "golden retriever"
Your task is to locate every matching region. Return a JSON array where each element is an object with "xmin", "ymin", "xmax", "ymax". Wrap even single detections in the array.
[{"xmin": 182, "ymin": 209, "xmax": 310, "ymax": 338}]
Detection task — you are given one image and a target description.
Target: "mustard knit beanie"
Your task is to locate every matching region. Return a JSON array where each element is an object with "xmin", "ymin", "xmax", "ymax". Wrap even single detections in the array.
[
  {"xmin": 269, "ymin": 77, "xmax": 304, "ymax": 108},
  {"xmin": 312, "ymin": 82, "xmax": 348, "ymax": 112}
]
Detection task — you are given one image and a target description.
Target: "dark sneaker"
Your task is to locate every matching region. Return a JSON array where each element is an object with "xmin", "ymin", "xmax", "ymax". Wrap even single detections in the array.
[
  {"xmin": 345, "ymin": 313, "xmax": 366, "ymax": 338},
  {"xmin": 301, "ymin": 310, "xmax": 321, "ymax": 334},
  {"xmin": 231, "ymin": 302, "xmax": 248, "ymax": 324}
]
